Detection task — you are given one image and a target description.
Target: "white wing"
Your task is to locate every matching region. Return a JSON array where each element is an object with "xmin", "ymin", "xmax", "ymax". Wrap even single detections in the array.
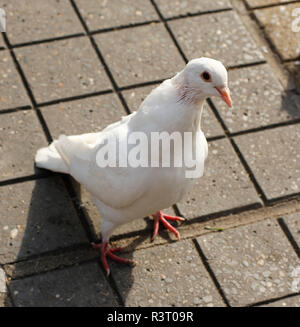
[{"xmin": 54, "ymin": 112, "xmax": 150, "ymax": 209}]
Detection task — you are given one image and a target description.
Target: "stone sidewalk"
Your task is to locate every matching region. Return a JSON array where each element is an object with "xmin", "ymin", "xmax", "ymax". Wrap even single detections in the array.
[{"xmin": 0, "ymin": 0, "xmax": 300, "ymax": 307}]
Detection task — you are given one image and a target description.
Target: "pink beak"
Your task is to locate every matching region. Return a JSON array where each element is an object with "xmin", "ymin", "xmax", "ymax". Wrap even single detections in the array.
[{"xmin": 215, "ymin": 86, "xmax": 232, "ymax": 108}]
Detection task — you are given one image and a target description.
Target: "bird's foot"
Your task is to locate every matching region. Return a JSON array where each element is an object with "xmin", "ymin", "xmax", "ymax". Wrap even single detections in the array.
[
  {"xmin": 91, "ymin": 242, "xmax": 134, "ymax": 276},
  {"xmin": 152, "ymin": 211, "xmax": 185, "ymax": 241}
]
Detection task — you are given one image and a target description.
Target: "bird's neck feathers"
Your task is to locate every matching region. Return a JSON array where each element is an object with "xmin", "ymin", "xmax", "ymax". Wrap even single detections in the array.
[
  {"xmin": 134, "ymin": 75, "xmax": 205, "ymax": 133},
  {"xmin": 172, "ymin": 71, "xmax": 204, "ymax": 106}
]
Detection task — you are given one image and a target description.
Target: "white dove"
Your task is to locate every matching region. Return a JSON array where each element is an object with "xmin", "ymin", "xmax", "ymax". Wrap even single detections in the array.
[{"xmin": 35, "ymin": 57, "xmax": 232, "ymax": 275}]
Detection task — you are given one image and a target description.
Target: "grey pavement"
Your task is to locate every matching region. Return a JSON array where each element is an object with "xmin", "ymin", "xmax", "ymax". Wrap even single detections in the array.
[{"xmin": 0, "ymin": 0, "xmax": 300, "ymax": 307}]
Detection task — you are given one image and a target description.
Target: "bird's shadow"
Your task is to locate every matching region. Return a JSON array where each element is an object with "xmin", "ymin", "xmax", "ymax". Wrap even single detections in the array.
[
  {"xmin": 4, "ymin": 167, "xmax": 179, "ymax": 307},
  {"xmin": 283, "ymin": 64, "xmax": 300, "ymax": 120}
]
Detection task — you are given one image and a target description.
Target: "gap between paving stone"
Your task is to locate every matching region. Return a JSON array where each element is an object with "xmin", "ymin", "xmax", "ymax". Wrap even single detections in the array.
[
  {"xmin": 3, "ymin": 245, "xmax": 99, "ymax": 281},
  {"xmin": 257, "ymin": 294, "xmax": 300, "ymax": 307},
  {"xmin": 244, "ymin": 0, "xmax": 298, "ymax": 10},
  {"xmin": 108, "ymin": 198, "xmax": 300, "ymax": 252},
  {"xmin": 2, "ymin": 196, "xmax": 300, "ymax": 281}
]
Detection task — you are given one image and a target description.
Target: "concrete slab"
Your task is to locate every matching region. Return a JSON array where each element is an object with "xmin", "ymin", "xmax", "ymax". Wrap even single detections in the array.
[
  {"xmin": 112, "ymin": 239, "xmax": 225, "ymax": 306},
  {"xmin": 94, "ymin": 23, "xmax": 185, "ymax": 87},
  {"xmin": 177, "ymin": 138, "xmax": 261, "ymax": 219},
  {"xmin": 0, "ymin": 0, "xmax": 84, "ymax": 45},
  {"xmin": 0, "ymin": 177, "xmax": 88, "ymax": 264},
  {"xmin": 169, "ymin": 11, "xmax": 264, "ymax": 67},
  {"xmin": 0, "ymin": 51, "xmax": 30, "ymax": 111},
  {"xmin": 234, "ymin": 125, "xmax": 300, "ymax": 200},
  {"xmin": 196, "ymin": 219, "xmax": 300, "ymax": 306},
  {"xmin": 212, "ymin": 64, "xmax": 300, "ymax": 133},
  {"xmin": 254, "ymin": 4, "xmax": 300, "ymax": 60},
  {"xmin": 40, "ymin": 93, "xmax": 126, "ymax": 138},
  {"xmin": 15, "ymin": 37, "xmax": 112, "ymax": 103},
  {"xmin": 0, "ymin": 110, "xmax": 47, "ymax": 181},
  {"xmin": 8, "ymin": 261, "xmax": 118, "ymax": 306},
  {"xmin": 75, "ymin": 0, "xmax": 158, "ymax": 31}
]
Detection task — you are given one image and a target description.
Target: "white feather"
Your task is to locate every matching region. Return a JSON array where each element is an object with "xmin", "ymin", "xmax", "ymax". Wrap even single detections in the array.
[{"xmin": 35, "ymin": 58, "xmax": 229, "ymax": 242}]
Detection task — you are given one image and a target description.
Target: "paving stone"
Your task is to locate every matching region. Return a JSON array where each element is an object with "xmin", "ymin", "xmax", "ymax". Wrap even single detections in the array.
[
  {"xmin": 177, "ymin": 138, "xmax": 261, "ymax": 219},
  {"xmin": 122, "ymin": 85, "xmax": 224, "ymax": 138},
  {"xmin": 75, "ymin": 0, "xmax": 158, "ymax": 31},
  {"xmin": 8, "ymin": 261, "xmax": 118, "ymax": 307},
  {"xmin": 40, "ymin": 93, "xmax": 126, "ymax": 138},
  {"xmin": 94, "ymin": 23, "xmax": 185, "ymax": 87},
  {"xmin": 4, "ymin": 247, "xmax": 98, "ymax": 280},
  {"xmin": 169, "ymin": 11, "xmax": 264, "ymax": 67},
  {"xmin": 112, "ymin": 239, "xmax": 225, "ymax": 306},
  {"xmin": 0, "ymin": 177, "xmax": 88, "ymax": 264},
  {"xmin": 234, "ymin": 125, "xmax": 300, "ymax": 200},
  {"xmin": 245, "ymin": 0, "xmax": 297, "ymax": 8},
  {"xmin": 156, "ymin": 0, "xmax": 232, "ymax": 18},
  {"xmin": 15, "ymin": 37, "xmax": 111, "ymax": 103},
  {"xmin": 0, "ymin": 51, "xmax": 30, "ymax": 111},
  {"xmin": 0, "ymin": 0, "xmax": 84, "ymax": 45},
  {"xmin": 122, "ymin": 85, "xmax": 157, "ymax": 112},
  {"xmin": 282, "ymin": 212, "xmax": 300, "ymax": 249},
  {"xmin": 254, "ymin": 4, "xmax": 300, "ymax": 61},
  {"xmin": 261, "ymin": 295, "xmax": 300, "ymax": 307},
  {"xmin": 212, "ymin": 64, "xmax": 300, "ymax": 133},
  {"xmin": 196, "ymin": 219, "xmax": 300, "ymax": 306},
  {"xmin": 0, "ymin": 110, "xmax": 47, "ymax": 181}
]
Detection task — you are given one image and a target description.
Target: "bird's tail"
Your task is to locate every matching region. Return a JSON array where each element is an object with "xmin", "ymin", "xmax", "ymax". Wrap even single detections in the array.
[{"xmin": 35, "ymin": 139, "xmax": 69, "ymax": 174}]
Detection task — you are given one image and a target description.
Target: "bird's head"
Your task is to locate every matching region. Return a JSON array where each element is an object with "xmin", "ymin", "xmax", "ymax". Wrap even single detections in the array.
[{"xmin": 175, "ymin": 57, "xmax": 232, "ymax": 107}]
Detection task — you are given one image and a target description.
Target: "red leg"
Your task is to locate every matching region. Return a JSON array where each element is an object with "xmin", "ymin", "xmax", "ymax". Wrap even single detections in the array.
[
  {"xmin": 151, "ymin": 211, "xmax": 185, "ymax": 241},
  {"xmin": 91, "ymin": 242, "xmax": 134, "ymax": 276},
  {"xmin": 152, "ymin": 215, "xmax": 160, "ymax": 240}
]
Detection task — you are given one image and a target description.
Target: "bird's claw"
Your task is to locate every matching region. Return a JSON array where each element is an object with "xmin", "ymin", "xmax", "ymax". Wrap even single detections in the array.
[
  {"xmin": 152, "ymin": 211, "xmax": 185, "ymax": 241},
  {"xmin": 91, "ymin": 242, "xmax": 134, "ymax": 276}
]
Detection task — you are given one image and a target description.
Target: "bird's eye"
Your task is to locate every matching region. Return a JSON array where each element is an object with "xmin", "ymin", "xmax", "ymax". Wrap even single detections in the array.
[{"xmin": 201, "ymin": 71, "xmax": 211, "ymax": 82}]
